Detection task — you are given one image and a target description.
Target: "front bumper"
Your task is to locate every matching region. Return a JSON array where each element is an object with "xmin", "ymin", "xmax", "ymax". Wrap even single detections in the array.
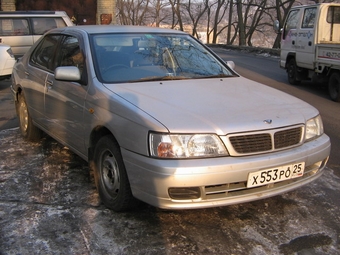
[
  {"xmin": 0, "ymin": 57, "xmax": 15, "ymax": 77},
  {"xmin": 122, "ymin": 133, "xmax": 330, "ymax": 209}
]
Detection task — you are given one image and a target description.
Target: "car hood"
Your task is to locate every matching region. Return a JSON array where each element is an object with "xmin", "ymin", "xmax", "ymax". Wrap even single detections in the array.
[{"xmin": 105, "ymin": 77, "xmax": 317, "ymax": 134}]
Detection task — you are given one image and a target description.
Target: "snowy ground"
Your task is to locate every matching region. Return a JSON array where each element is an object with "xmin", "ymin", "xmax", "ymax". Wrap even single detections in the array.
[
  {"xmin": 1, "ymin": 53, "xmax": 339, "ymax": 254},
  {"xmin": 0, "ymin": 127, "xmax": 339, "ymax": 255}
]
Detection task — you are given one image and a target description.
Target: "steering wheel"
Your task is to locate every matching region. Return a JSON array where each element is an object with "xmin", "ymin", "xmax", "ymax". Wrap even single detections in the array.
[{"xmin": 103, "ymin": 64, "xmax": 129, "ymax": 74}]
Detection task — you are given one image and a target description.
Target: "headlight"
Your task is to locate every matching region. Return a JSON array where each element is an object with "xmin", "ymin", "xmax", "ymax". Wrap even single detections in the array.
[
  {"xmin": 305, "ymin": 115, "xmax": 324, "ymax": 141},
  {"xmin": 6, "ymin": 48, "xmax": 14, "ymax": 59},
  {"xmin": 149, "ymin": 133, "xmax": 229, "ymax": 158}
]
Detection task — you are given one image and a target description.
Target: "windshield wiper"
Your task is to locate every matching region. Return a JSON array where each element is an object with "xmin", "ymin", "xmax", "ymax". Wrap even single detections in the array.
[
  {"xmin": 135, "ymin": 75, "xmax": 189, "ymax": 82},
  {"xmin": 196, "ymin": 74, "xmax": 234, "ymax": 79}
]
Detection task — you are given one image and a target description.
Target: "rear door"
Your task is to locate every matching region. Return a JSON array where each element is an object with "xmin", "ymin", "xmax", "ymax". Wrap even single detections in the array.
[
  {"xmin": 23, "ymin": 34, "xmax": 61, "ymax": 127},
  {"xmin": 44, "ymin": 34, "xmax": 88, "ymax": 156}
]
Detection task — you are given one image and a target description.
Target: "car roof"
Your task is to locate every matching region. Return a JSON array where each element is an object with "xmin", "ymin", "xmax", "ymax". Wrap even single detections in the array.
[
  {"xmin": 0, "ymin": 44, "xmax": 10, "ymax": 48},
  {"xmin": 50, "ymin": 25, "xmax": 187, "ymax": 35},
  {"xmin": 0, "ymin": 11, "xmax": 68, "ymax": 16}
]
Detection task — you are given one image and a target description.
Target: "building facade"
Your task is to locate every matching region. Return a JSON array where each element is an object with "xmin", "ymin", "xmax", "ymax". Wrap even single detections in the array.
[
  {"xmin": 1, "ymin": 0, "xmax": 15, "ymax": 11},
  {"xmin": 97, "ymin": 0, "xmax": 116, "ymax": 25}
]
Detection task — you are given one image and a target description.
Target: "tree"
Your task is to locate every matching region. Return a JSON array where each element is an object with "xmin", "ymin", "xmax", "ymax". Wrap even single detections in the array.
[
  {"xmin": 208, "ymin": 0, "xmax": 229, "ymax": 44},
  {"xmin": 236, "ymin": 0, "xmax": 246, "ymax": 45},
  {"xmin": 183, "ymin": 0, "xmax": 209, "ymax": 38},
  {"xmin": 271, "ymin": 0, "xmax": 296, "ymax": 48},
  {"xmin": 151, "ymin": 0, "xmax": 170, "ymax": 27},
  {"xmin": 116, "ymin": 0, "xmax": 151, "ymax": 25},
  {"xmin": 168, "ymin": 0, "xmax": 185, "ymax": 30},
  {"xmin": 226, "ymin": 0, "xmax": 237, "ymax": 45}
]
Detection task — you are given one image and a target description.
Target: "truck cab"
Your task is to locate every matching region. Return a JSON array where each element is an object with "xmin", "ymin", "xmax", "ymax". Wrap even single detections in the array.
[{"xmin": 277, "ymin": 3, "xmax": 340, "ymax": 102}]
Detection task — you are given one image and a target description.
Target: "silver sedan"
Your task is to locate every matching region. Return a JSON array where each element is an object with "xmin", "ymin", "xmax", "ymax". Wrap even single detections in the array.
[{"xmin": 11, "ymin": 25, "xmax": 331, "ymax": 211}]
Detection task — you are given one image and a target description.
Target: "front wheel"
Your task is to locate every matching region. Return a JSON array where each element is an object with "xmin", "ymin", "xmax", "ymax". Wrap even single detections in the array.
[
  {"xmin": 92, "ymin": 135, "xmax": 136, "ymax": 211},
  {"xmin": 287, "ymin": 59, "xmax": 301, "ymax": 85},
  {"xmin": 328, "ymin": 72, "xmax": 340, "ymax": 102},
  {"xmin": 17, "ymin": 93, "xmax": 42, "ymax": 141}
]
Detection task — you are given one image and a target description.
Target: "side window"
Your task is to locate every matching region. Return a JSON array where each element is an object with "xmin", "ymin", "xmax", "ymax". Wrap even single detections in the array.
[
  {"xmin": 30, "ymin": 35, "xmax": 61, "ymax": 71},
  {"xmin": 327, "ymin": 6, "xmax": 340, "ymax": 23},
  {"xmin": 32, "ymin": 18, "xmax": 66, "ymax": 35},
  {"xmin": 58, "ymin": 36, "xmax": 84, "ymax": 75},
  {"xmin": 0, "ymin": 18, "xmax": 30, "ymax": 36},
  {"xmin": 302, "ymin": 8, "xmax": 317, "ymax": 28},
  {"xmin": 283, "ymin": 9, "xmax": 300, "ymax": 39}
]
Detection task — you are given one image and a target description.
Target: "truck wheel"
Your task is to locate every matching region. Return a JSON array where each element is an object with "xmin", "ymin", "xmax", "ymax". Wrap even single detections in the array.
[
  {"xmin": 287, "ymin": 59, "xmax": 300, "ymax": 85},
  {"xmin": 17, "ymin": 93, "xmax": 42, "ymax": 141},
  {"xmin": 328, "ymin": 72, "xmax": 340, "ymax": 102},
  {"xmin": 92, "ymin": 135, "xmax": 136, "ymax": 211}
]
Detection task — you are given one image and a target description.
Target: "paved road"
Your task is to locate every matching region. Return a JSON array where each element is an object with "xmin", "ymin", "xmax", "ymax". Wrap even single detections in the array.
[{"xmin": 1, "ymin": 49, "xmax": 340, "ymax": 255}]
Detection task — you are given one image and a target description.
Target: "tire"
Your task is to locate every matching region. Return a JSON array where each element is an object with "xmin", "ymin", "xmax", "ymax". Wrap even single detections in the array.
[
  {"xmin": 287, "ymin": 59, "xmax": 301, "ymax": 85},
  {"xmin": 328, "ymin": 72, "xmax": 340, "ymax": 102},
  {"xmin": 17, "ymin": 93, "xmax": 42, "ymax": 141},
  {"xmin": 93, "ymin": 135, "xmax": 136, "ymax": 211}
]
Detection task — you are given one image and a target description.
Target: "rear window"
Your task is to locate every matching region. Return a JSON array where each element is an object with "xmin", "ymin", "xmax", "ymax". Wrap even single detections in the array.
[{"xmin": 327, "ymin": 6, "xmax": 340, "ymax": 23}]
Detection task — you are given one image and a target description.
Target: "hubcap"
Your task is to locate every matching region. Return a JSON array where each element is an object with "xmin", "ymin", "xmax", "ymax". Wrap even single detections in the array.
[
  {"xmin": 102, "ymin": 153, "xmax": 120, "ymax": 198},
  {"xmin": 19, "ymin": 101, "xmax": 28, "ymax": 132}
]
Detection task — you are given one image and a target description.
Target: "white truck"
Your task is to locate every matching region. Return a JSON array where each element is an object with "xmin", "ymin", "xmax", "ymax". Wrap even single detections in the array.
[{"xmin": 275, "ymin": 3, "xmax": 340, "ymax": 102}]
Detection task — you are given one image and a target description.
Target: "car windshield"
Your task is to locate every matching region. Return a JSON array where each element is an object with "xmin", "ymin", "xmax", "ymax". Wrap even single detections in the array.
[{"xmin": 90, "ymin": 33, "xmax": 235, "ymax": 83}]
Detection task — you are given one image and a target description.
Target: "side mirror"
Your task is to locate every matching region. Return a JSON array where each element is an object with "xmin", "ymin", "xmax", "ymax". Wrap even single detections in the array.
[
  {"xmin": 55, "ymin": 66, "xmax": 81, "ymax": 81},
  {"xmin": 226, "ymin": 61, "xmax": 235, "ymax": 70},
  {"xmin": 273, "ymin": 20, "xmax": 280, "ymax": 33}
]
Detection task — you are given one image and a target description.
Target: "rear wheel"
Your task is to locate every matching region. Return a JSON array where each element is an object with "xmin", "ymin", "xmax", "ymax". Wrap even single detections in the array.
[
  {"xmin": 287, "ymin": 59, "xmax": 301, "ymax": 85},
  {"xmin": 328, "ymin": 72, "xmax": 340, "ymax": 102},
  {"xmin": 17, "ymin": 93, "xmax": 42, "ymax": 141},
  {"xmin": 92, "ymin": 135, "xmax": 136, "ymax": 211}
]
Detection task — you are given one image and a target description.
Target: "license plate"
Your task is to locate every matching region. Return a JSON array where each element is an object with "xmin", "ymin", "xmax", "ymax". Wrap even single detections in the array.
[{"xmin": 247, "ymin": 162, "xmax": 305, "ymax": 188}]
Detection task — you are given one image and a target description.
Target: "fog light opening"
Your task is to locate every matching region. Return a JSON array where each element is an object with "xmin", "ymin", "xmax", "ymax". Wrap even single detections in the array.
[{"xmin": 168, "ymin": 187, "xmax": 201, "ymax": 200}]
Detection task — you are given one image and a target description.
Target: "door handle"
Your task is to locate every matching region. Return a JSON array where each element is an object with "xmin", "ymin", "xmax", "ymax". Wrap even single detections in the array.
[
  {"xmin": 46, "ymin": 80, "xmax": 53, "ymax": 86},
  {"xmin": 308, "ymin": 41, "xmax": 312, "ymax": 46},
  {"xmin": 45, "ymin": 80, "xmax": 53, "ymax": 92},
  {"xmin": 292, "ymin": 40, "xmax": 295, "ymax": 45}
]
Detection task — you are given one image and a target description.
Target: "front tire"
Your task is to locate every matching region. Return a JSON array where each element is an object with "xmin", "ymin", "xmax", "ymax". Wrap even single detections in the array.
[
  {"xmin": 17, "ymin": 93, "xmax": 42, "ymax": 141},
  {"xmin": 328, "ymin": 72, "xmax": 340, "ymax": 102},
  {"xmin": 93, "ymin": 135, "xmax": 136, "ymax": 211},
  {"xmin": 287, "ymin": 59, "xmax": 301, "ymax": 85}
]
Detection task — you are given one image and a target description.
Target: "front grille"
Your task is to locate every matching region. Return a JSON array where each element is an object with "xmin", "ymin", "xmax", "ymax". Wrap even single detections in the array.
[
  {"xmin": 229, "ymin": 133, "xmax": 272, "ymax": 154},
  {"xmin": 274, "ymin": 127, "xmax": 302, "ymax": 149},
  {"xmin": 227, "ymin": 126, "xmax": 303, "ymax": 156}
]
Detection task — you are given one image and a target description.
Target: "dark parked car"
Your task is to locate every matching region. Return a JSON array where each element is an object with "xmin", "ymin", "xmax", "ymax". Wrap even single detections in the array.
[{"xmin": 11, "ymin": 25, "xmax": 330, "ymax": 211}]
